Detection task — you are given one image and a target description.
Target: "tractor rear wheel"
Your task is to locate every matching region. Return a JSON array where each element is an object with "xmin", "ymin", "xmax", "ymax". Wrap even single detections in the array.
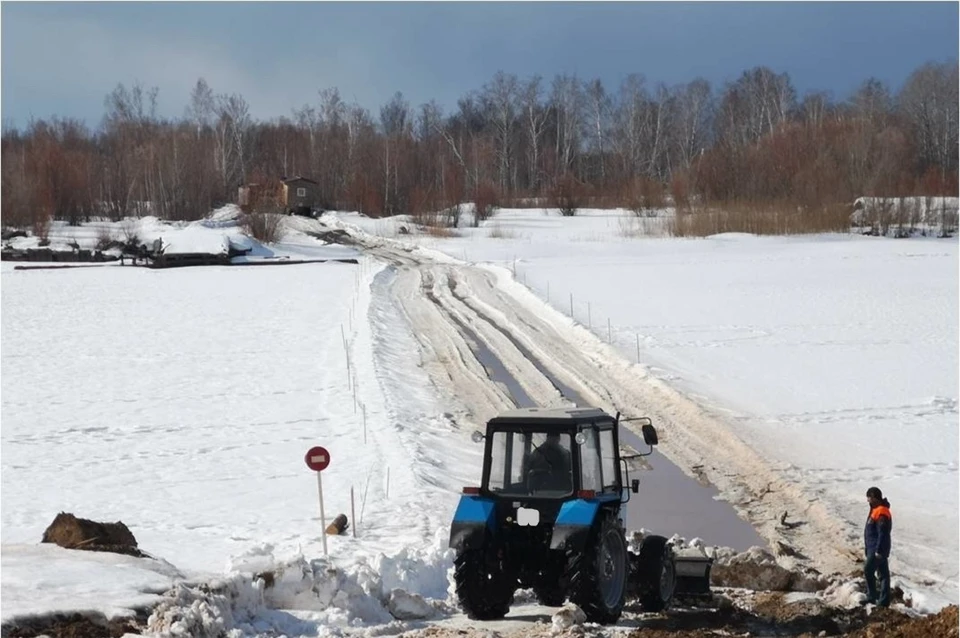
[
  {"xmin": 633, "ymin": 534, "xmax": 677, "ymax": 613},
  {"xmin": 453, "ymin": 549, "xmax": 513, "ymax": 620},
  {"xmin": 567, "ymin": 513, "xmax": 628, "ymax": 624}
]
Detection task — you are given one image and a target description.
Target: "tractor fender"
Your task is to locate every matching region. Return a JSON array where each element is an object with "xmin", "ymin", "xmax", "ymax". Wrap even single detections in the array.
[
  {"xmin": 449, "ymin": 495, "xmax": 496, "ymax": 551},
  {"xmin": 549, "ymin": 499, "xmax": 601, "ymax": 551}
]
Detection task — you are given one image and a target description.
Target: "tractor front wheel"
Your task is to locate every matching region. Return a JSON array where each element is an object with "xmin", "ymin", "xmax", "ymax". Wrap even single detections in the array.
[
  {"xmin": 567, "ymin": 513, "xmax": 628, "ymax": 624},
  {"xmin": 453, "ymin": 549, "xmax": 513, "ymax": 620}
]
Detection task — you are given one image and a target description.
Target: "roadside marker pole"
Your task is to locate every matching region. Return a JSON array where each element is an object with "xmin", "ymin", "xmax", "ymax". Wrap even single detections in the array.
[
  {"xmin": 360, "ymin": 472, "xmax": 372, "ymax": 525},
  {"xmin": 350, "ymin": 486, "xmax": 357, "ymax": 538},
  {"xmin": 569, "ymin": 293, "xmax": 574, "ymax": 318},
  {"xmin": 305, "ymin": 446, "xmax": 331, "ymax": 556},
  {"xmin": 636, "ymin": 334, "xmax": 641, "ymax": 364}
]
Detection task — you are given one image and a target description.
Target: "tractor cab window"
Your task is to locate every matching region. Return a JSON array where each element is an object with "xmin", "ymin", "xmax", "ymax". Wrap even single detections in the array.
[
  {"xmin": 598, "ymin": 428, "xmax": 619, "ymax": 492},
  {"xmin": 579, "ymin": 428, "xmax": 603, "ymax": 492},
  {"xmin": 486, "ymin": 430, "xmax": 574, "ymax": 497}
]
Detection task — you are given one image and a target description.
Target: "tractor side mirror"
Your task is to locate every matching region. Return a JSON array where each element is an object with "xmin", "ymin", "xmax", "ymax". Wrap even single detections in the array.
[
  {"xmin": 641, "ymin": 423, "xmax": 658, "ymax": 446},
  {"xmin": 471, "ymin": 430, "xmax": 485, "ymax": 443},
  {"xmin": 631, "ymin": 479, "xmax": 640, "ymax": 493}
]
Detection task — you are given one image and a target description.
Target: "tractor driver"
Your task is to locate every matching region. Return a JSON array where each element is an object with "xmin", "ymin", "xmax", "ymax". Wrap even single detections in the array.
[{"xmin": 524, "ymin": 432, "xmax": 573, "ymax": 493}]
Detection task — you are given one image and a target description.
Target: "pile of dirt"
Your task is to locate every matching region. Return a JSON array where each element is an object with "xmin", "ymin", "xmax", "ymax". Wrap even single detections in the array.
[
  {"xmin": 846, "ymin": 604, "xmax": 958, "ymax": 638},
  {"xmin": 2, "ymin": 612, "xmax": 146, "ymax": 638},
  {"xmin": 40, "ymin": 511, "xmax": 146, "ymax": 558}
]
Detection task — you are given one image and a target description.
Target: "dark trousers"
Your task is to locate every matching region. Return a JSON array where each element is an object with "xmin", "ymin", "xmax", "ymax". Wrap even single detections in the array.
[{"xmin": 864, "ymin": 551, "xmax": 890, "ymax": 606}]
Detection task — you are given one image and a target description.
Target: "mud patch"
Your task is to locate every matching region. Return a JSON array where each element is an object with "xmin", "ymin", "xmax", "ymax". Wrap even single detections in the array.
[
  {"xmin": 846, "ymin": 604, "xmax": 958, "ymax": 638},
  {"xmin": 1, "ymin": 611, "xmax": 147, "ymax": 638}
]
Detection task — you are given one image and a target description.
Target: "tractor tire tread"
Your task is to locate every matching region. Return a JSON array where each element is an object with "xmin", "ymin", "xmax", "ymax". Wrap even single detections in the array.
[
  {"xmin": 566, "ymin": 512, "xmax": 626, "ymax": 625},
  {"xmin": 633, "ymin": 534, "xmax": 676, "ymax": 613},
  {"xmin": 454, "ymin": 550, "xmax": 512, "ymax": 620}
]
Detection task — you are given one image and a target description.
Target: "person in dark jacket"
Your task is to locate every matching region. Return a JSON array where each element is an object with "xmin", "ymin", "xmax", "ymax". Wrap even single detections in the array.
[
  {"xmin": 524, "ymin": 432, "xmax": 572, "ymax": 492},
  {"xmin": 863, "ymin": 486, "xmax": 892, "ymax": 607}
]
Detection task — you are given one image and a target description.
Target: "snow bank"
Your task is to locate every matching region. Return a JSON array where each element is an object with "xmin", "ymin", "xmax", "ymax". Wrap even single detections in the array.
[
  {"xmin": 851, "ymin": 196, "xmax": 959, "ymax": 230},
  {"xmin": 184, "ymin": 527, "xmax": 458, "ymax": 633},
  {"xmin": 551, "ymin": 603, "xmax": 586, "ymax": 632},
  {"xmin": 0, "ymin": 544, "xmax": 183, "ymax": 626}
]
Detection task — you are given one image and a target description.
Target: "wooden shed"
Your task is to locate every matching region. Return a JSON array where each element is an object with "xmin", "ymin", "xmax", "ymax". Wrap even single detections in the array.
[
  {"xmin": 238, "ymin": 176, "xmax": 320, "ymax": 216},
  {"xmin": 281, "ymin": 176, "xmax": 319, "ymax": 215}
]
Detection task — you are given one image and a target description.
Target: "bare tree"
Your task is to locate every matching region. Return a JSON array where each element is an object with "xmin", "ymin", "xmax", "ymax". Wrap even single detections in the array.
[
  {"xmin": 520, "ymin": 75, "xmax": 549, "ymax": 191},
  {"xmin": 380, "ymin": 91, "xmax": 412, "ymax": 213},
  {"xmin": 674, "ymin": 78, "xmax": 713, "ymax": 171},
  {"xmin": 585, "ymin": 78, "xmax": 611, "ymax": 183},
  {"xmin": 550, "ymin": 73, "xmax": 586, "ymax": 182},
  {"xmin": 898, "ymin": 61, "xmax": 960, "ymax": 179},
  {"xmin": 186, "ymin": 78, "xmax": 215, "ymax": 139},
  {"xmin": 483, "ymin": 71, "xmax": 519, "ymax": 194}
]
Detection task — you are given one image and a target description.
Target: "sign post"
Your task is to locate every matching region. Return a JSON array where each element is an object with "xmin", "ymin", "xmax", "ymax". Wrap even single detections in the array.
[{"xmin": 305, "ymin": 445, "xmax": 331, "ymax": 556}]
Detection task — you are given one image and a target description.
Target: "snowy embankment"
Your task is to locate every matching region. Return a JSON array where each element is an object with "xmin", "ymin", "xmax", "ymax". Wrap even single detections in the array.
[
  {"xmin": 1, "ymin": 211, "xmax": 479, "ymax": 634},
  {"xmin": 337, "ymin": 206, "xmax": 959, "ymax": 611},
  {"xmin": 2, "ymin": 205, "xmax": 357, "ymax": 262}
]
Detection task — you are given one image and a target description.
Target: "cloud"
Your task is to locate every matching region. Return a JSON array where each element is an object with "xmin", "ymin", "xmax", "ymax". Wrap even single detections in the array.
[{"xmin": 1, "ymin": 9, "xmax": 344, "ymax": 125}]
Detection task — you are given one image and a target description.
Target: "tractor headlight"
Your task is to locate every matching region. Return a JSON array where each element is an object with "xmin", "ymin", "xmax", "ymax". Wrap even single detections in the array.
[
  {"xmin": 471, "ymin": 430, "xmax": 485, "ymax": 443},
  {"xmin": 575, "ymin": 432, "xmax": 587, "ymax": 445}
]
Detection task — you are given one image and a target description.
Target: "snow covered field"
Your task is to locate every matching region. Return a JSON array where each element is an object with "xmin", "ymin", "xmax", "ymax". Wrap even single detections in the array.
[
  {"xmin": 340, "ymin": 207, "xmax": 959, "ymax": 610},
  {"xmin": 1, "ymin": 215, "xmax": 480, "ymax": 633},
  {"xmin": 1, "ymin": 205, "xmax": 956, "ymax": 635}
]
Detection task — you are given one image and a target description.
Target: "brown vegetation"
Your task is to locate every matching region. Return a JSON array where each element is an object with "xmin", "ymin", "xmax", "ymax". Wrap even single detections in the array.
[
  {"xmin": 669, "ymin": 201, "xmax": 852, "ymax": 237},
  {"xmin": 2, "ymin": 63, "xmax": 956, "ymax": 236},
  {"xmin": 239, "ymin": 209, "xmax": 285, "ymax": 244}
]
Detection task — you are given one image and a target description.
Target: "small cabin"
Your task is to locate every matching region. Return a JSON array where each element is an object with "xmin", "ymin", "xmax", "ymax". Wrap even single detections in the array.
[
  {"xmin": 238, "ymin": 176, "xmax": 320, "ymax": 216},
  {"xmin": 281, "ymin": 176, "xmax": 319, "ymax": 215}
]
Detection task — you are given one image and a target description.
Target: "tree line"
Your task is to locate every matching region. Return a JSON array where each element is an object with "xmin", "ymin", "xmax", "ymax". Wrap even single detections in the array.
[{"xmin": 2, "ymin": 60, "xmax": 957, "ymax": 231}]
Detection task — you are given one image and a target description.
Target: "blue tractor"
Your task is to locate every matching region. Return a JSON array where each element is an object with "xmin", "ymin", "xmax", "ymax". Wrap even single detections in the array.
[{"xmin": 448, "ymin": 406, "xmax": 712, "ymax": 624}]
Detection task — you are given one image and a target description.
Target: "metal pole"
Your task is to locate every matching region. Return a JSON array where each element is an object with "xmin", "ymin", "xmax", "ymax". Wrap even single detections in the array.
[
  {"xmin": 636, "ymin": 334, "xmax": 641, "ymax": 364},
  {"xmin": 317, "ymin": 472, "xmax": 328, "ymax": 556},
  {"xmin": 341, "ymin": 325, "xmax": 350, "ymax": 384},
  {"xmin": 360, "ymin": 472, "xmax": 371, "ymax": 525},
  {"xmin": 350, "ymin": 486, "xmax": 357, "ymax": 538},
  {"xmin": 569, "ymin": 293, "xmax": 573, "ymax": 318}
]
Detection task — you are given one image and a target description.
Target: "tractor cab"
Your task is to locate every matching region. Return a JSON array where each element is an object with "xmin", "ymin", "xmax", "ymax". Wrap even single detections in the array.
[{"xmin": 471, "ymin": 406, "xmax": 645, "ymax": 504}]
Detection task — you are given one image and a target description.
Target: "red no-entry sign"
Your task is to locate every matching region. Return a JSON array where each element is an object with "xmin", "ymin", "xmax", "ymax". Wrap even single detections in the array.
[
  {"xmin": 305, "ymin": 445, "xmax": 332, "ymax": 556},
  {"xmin": 305, "ymin": 446, "xmax": 331, "ymax": 472}
]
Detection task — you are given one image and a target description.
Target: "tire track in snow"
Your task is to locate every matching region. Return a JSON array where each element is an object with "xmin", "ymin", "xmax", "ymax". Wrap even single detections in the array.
[{"xmin": 321, "ymin": 217, "xmax": 865, "ymax": 580}]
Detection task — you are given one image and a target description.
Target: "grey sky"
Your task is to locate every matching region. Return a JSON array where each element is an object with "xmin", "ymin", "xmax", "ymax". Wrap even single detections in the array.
[{"xmin": 2, "ymin": 1, "xmax": 957, "ymax": 130}]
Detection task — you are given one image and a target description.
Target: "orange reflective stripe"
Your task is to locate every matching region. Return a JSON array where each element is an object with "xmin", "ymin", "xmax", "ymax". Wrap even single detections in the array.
[{"xmin": 870, "ymin": 505, "xmax": 892, "ymax": 521}]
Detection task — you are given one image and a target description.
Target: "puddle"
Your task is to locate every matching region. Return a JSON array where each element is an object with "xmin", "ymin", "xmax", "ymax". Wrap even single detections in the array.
[
  {"xmin": 444, "ymin": 290, "xmax": 766, "ymax": 551},
  {"xmin": 404, "ymin": 265, "xmax": 765, "ymax": 550}
]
